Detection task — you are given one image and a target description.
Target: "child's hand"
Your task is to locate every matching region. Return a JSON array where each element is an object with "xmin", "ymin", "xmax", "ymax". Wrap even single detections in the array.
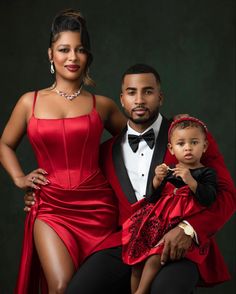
[
  {"xmin": 173, "ymin": 164, "xmax": 197, "ymax": 192},
  {"xmin": 153, "ymin": 163, "xmax": 168, "ymax": 189},
  {"xmin": 173, "ymin": 164, "xmax": 192, "ymax": 183}
]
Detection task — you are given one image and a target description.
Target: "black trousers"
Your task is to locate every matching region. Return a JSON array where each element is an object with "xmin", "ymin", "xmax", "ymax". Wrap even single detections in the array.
[{"xmin": 66, "ymin": 246, "xmax": 199, "ymax": 294}]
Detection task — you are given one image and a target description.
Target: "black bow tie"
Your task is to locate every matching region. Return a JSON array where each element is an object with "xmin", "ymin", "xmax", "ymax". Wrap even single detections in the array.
[{"xmin": 128, "ymin": 128, "xmax": 155, "ymax": 152}]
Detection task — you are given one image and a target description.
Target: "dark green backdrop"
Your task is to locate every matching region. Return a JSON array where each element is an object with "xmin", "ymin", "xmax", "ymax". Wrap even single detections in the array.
[{"xmin": 0, "ymin": 0, "xmax": 235, "ymax": 293}]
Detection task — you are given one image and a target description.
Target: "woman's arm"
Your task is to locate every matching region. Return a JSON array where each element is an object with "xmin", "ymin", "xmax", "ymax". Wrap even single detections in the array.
[
  {"xmin": 96, "ymin": 95, "xmax": 127, "ymax": 136},
  {"xmin": 0, "ymin": 92, "xmax": 48, "ymax": 190}
]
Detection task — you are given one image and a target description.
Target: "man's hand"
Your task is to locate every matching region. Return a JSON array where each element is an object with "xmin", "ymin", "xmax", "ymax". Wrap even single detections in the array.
[
  {"xmin": 156, "ymin": 226, "xmax": 193, "ymax": 265},
  {"xmin": 24, "ymin": 191, "xmax": 36, "ymax": 212}
]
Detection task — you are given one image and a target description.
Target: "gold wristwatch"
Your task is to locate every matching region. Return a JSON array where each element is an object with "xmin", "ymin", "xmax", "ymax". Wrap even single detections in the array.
[{"xmin": 178, "ymin": 222, "xmax": 194, "ymax": 238}]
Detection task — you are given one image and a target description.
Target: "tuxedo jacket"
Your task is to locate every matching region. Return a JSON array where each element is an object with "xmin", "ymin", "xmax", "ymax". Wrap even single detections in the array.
[{"xmin": 100, "ymin": 116, "xmax": 236, "ymax": 286}]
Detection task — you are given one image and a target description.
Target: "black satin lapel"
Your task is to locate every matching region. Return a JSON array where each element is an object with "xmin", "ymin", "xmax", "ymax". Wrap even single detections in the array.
[
  {"xmin": 145, "ymin": 117, "xmax": 171, "ymax": 197},
  {"xmin": 112, "ymin": 128, "xmax": 138, "ymax": 204}
]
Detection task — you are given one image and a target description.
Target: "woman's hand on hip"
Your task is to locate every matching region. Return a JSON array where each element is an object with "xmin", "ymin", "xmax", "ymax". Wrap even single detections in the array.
[{"xmin": 14, "ymin": 168, "xmax": 49, "ymax": 190}]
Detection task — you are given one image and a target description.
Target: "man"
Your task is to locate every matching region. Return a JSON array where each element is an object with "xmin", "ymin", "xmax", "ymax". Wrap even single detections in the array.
[{"xmin": 25, "ymin": 64, "xmax": 235, "ymax": 293}]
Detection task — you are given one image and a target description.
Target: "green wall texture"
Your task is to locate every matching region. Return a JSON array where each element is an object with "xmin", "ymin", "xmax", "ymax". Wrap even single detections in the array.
[{"xmin": 0, "ymin": 0, "xmax": 235, "ymax": 293}]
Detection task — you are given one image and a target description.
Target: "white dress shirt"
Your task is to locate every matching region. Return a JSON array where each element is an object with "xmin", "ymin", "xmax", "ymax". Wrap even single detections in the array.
[{"xmin": 121, "ymin": 114, "xmax": 163, "ymax": 201}]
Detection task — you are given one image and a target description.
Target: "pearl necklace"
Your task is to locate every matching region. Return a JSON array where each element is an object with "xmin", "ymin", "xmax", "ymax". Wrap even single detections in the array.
[{"xmin": 55, "ymin": 84, "xmax": 83, "ymax": 101}]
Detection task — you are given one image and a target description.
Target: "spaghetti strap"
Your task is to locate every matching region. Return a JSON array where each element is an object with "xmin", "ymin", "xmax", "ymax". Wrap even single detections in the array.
[
  {"xmin": 92, "ymin": 94, "xmax": 96, "ymax": 108},
  {"xmin": 32, "ymin": 91, "xmax": 38, "ymax": 116}
]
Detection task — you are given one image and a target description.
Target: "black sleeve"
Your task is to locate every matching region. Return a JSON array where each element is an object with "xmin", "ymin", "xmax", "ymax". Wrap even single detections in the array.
[
  {"xmin": 194, "ymin": 168, "xmax": 217, "ymax": 207},
  {"xmin": 147, "ymin": 181, "xmax": 166, "ymax": 203}
]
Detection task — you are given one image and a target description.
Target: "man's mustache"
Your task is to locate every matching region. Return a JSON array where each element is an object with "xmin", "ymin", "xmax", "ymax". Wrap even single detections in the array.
[{"xmin": 132, "ymin": 106, "xmax": 149, "ymax": 111}]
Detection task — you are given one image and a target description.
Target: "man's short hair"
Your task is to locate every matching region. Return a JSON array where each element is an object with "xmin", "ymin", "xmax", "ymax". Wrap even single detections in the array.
[{"xmin": 121, "ymin": 63, "xmax": 161, "ymax": 84}]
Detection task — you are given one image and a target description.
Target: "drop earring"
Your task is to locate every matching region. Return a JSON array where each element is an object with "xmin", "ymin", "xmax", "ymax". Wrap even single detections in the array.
[{"xmin": 50, "ymin": 60, "xmax": 55, "ymax": 74}]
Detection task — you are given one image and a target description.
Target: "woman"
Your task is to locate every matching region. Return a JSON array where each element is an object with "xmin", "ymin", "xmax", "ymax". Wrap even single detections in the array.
[{"xmin": 0, "ymin": 9, "xmax": 126, "ymax": 293}]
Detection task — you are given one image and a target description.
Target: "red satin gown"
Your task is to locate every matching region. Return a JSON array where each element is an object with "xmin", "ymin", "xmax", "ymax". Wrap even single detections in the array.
[{"xmin": 15, "ymin": 92, "xmax": 119, "ymax": 293}]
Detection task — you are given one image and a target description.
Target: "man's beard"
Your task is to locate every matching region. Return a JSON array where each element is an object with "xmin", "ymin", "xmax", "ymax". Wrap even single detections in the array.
[{"xmin": 124, "ymin": 108, "xmax": 159, "ymax": 126}]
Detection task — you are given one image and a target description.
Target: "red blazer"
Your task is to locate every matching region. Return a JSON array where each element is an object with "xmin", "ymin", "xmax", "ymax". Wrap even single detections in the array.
[{"xmin": 99, "ymin": 116, "xmax": 236, "ymax": 286}]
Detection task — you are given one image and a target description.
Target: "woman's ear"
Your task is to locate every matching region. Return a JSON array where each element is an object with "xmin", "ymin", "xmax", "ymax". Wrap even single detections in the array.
[{"xmin": 48, "ymin": 48, "xmax": 53, "ymax": 61}]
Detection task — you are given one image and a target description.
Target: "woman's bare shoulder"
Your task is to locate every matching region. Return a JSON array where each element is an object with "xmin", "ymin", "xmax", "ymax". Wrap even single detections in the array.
[
  {"xmin": 16, "ymin": 88, "xmax": 50, "ymax": 116},
  {"xmin": 95, "ymin": 94, "xmax": 117, "ymax": 107},
  {"xmin": 18, "ymin": 87, "xmax": 51, "ymax": 105},
  {"xmin": 16, "ymin": 91, "xmax": 36, "ymax": 109}
]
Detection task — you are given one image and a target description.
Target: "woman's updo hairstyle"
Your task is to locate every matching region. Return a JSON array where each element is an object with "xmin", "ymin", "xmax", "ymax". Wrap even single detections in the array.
[{"xmin": 50, "ymin": 9, "xmax": 95, "ymax": 86}]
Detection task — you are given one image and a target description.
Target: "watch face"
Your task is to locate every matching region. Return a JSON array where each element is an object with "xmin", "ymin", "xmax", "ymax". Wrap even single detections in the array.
[
  {"xmin": 178, "ymin": 223, "xmax": 194, "ymax": 237},
  {"xmin": 186, "ymin": 227, "xmax": 191, "ymax": 235},
  {"xmin": 185, "ymin": 226, "xmax": 194, "ymax": 237}
]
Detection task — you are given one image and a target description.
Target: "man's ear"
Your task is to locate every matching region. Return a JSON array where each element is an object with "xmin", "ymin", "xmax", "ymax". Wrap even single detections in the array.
[
  {"xmin": 159, "ymin": 91, "xmax": 164, "ymax": 106},
  {"xmin": 120, "ymin": 93, "xmax": 124, "ymax": 107},
  {"xmin": 167, "ymin": 142, "xmax": 174, "ymax": 155}
]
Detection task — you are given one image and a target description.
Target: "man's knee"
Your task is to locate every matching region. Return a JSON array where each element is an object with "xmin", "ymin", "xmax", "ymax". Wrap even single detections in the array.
[
  {"xmin": 150, "ymin": 259, "xmax": 199, "ymax": 294},
  {"xmin": 66, "ymin": 248, "xmax": 131, "ymax": 294}
]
